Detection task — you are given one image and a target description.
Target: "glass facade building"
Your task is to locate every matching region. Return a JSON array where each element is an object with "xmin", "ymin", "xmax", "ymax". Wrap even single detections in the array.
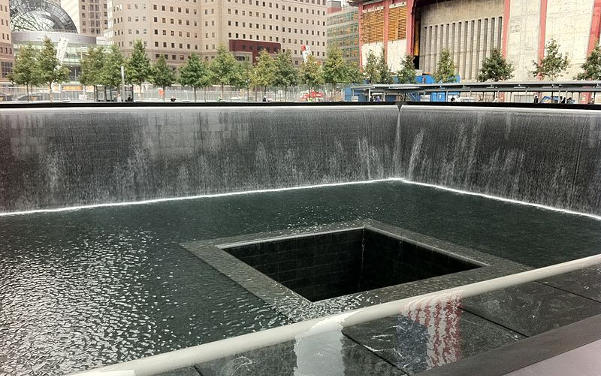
[
  {"xmin": 10, "ymin": 0, "xmax": 78, "ymax": 32},
  {"xmin": 327, "ymin": 6, "xmax": 359, "ymax": 64}
]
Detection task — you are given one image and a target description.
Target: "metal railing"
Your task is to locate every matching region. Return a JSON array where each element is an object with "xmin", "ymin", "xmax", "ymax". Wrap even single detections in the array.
[{"xmin": 73, "ymin": 253, "xmax": 601, "ymax": 376}]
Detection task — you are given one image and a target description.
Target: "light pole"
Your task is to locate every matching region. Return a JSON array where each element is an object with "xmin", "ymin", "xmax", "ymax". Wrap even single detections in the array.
[{"xmin": 120, "ymin": 65, "xmax": 126, "ymax": 102}]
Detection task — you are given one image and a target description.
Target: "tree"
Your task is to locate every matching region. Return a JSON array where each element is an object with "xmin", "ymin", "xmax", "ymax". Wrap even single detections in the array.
[
  {"xmin": 397, "ymin": 55, "xmax": 417, "ymax": 84},
  {"xmin": 532, "ymin": 39, "xmax": 569, "ymax": 80},
  {"xmin": 273, "ymin": 50, "xmax": 298, "ymax": 100},
  {"xmin": 576, "ymin": 44, "xmax": 601, "ymax": 80},
  {"xmin": 377, "ymin": 50, "xmax": 393, "ymax": 84},
  {"xmin": 434, "ymin": 49, "xmax": 456, "ymax": 83},
  {"xmin": 126, "ymin": 40, "xmax": 151, "ymax": 100},
  {"xmin": 236, "ymin": 60, "xmax": 253, "ymax": 101},
  {"xmin": 150, "ymin": 55, "xmax": 176, "ymax": 101},
  {"xmin": 36, "ymin": 38, "xmax": 70, "ymax": 101},
  {"xmin": 345, "ymin": 62, "xmax": 364, "ymax": 84},
  {"xmin": 478, "ymin": 49, "xmax": 514, "ymax": 82},
  {"xmin": 364, "ymin": 51, "xmax": 380, "ymax": 84},
  {"xmin": 210, "ymin": 45, "xmax": 239, "ymax": 99},
  {"xmin": 101, "ymin": 44, "xmax": 125, "ymax": 95},
  {"xmin": 80, "ymin": 47, "xmax": 105, "ymax": 101},
  {"xmin": 178, "ymin": 53, "xmax": 211, "ymax": 101},
  {"xmin": 299, "ymin": 55, "xmax": 324, "ymax": 91},
  {"xmin": 8, "ymin": 44, "xmax": 39, "ymax": 101},
  {"xmin": 323, "ymin": 47, "xmax": 348, "ymax": 84},
  {"xmin": 251, "ymin": 50, "xmax": 276, "ymax": 98}
]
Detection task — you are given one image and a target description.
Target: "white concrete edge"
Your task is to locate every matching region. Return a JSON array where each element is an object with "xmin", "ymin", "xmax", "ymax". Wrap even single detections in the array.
[{"xmin": 73, "ymin": 253, "xmax": 601, "ymax": 376}]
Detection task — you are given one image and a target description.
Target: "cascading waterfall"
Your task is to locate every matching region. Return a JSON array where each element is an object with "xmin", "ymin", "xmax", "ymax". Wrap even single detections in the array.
[{"xmin": 1, "ymin": 104, "xmax": 600, "ymax": 215}]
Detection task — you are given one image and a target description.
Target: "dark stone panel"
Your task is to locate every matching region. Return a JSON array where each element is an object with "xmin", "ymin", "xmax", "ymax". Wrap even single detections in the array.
[
  {"xmin": 343, "ymin": 310, "xmax": 523, "ymax": 375},
  {"xmin": 196, "ymin": 331, "xmax": 406, "ymax": 376},
  {"xmin": 541, "ymin": 264, "xmax": 601, "ymax": 302},
  {"xmin": 0, "ymin": 106, "xmax": 398, "ymax": 211},
  {"xmin": 419, "ymin": 313, "xmax": 601, "ymax": 376},
  {"xmin": 462, "ymin": 282, "xmax": 601, "ymax": 337}
]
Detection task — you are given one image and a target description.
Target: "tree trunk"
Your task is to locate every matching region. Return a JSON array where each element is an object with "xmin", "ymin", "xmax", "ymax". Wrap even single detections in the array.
[
  {"xmin": 26, "ymin": 84, "xmax": 30, "ymax": 102},
  {"xmin": 204, "ymin": 87, "xmax": 207, "ymax": 102},
  {"xmin": 221, "ymin": 84, "xmax": 224, "ymax": 101},
  {"xmin": 49, "ymin": 83, "xmax": 53, "ymax": 102},
  {"xmin": 163, "ymin": 86, "xmax": 166, "ymax": 102},
  {"xmin": 193, "ymin": 87, "xmax": 197, "ymax": 102}
]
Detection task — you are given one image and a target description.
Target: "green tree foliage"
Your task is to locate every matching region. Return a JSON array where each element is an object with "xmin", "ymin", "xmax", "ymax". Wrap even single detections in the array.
[
  {"xmin": 126, "ymin": 40, "xmax": 151, "ymax": 98},
  {"xmin": 273, "ymin": 50, "xmax": 298, "ymax": 100},
  {"xmin": 345, "ymin": 62, "xmax": 364, "ymax": 84},
  {"xmin": 532, "ymin": 39, "xmax": 569, "ymax": 80},
  {"xmin": 478, "ymin": 49, "xmax": 514, "ymax": 82},
  {"xmin": 251, "ymin": 50, "xmax": 276, "ymax": 97},
  {"xmin": 434, "ymin": 49, "xmax": 456, "ymax": 83},
  {"xmin": 323, "ymin": 47, "xmax": 348, "ymax": 84},
  {"xmin": 178, "ymin": 53, "xmax": 211, "ymax": 101},
  {"xmin": 364, "ymin": 51, "xmax": 380, "ymax": 84},
  {"xmin": 230, "ymin": 59, "xmax": 248, "ymax": 88},
  {"xmin": 299, "ymin": 55, "xmax": 324, "ymax": 91},
  {"xmin": 36, "ymin": 38, "xmax": 70, "ymax": 101},
  {"xmin": 236, "ymin": 60, "xmax": 253, "ymax": 100},
  {"xmin": 210, "ymin": 45, "xmax": 240, "ymax": 98},
  {"xmin": 377, "ymin": 50, "xmax": 393, "ymax": 84},
  {"xmin": 8, "ymin": 44, "xmax": 39, "ymax": 101},
  {"xmin": 79, "ymin": 47, "xmax": 105, "ymax": 101},
  {"xmin": 150, "ymin": 55, "xmax": 176, "ymax": 101},
  {"xmin": 576, "ymin": 44, "xmax": 601, "ymax": 80},
  {"xmin": 397, "ymin": 55, "xmax": 417, "ymax": 84},
  {"xmin": 101, "ymin": 44, "xmax": 125, "ymax": 89}
]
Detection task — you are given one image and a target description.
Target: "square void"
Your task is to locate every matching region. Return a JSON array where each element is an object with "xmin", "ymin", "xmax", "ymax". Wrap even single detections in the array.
[{"xmin": 222, "ymin": 228, "xmax": 481, "ymax": 302}]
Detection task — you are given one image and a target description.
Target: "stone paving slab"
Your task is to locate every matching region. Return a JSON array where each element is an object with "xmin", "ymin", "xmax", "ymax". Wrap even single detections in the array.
[
  {"xmin": 343, "ymin": 310, "xmax": 523, "ymax": 375},
  {"xmin": 196, "ymin": 331, "xmax": 406, "ymax": 376},
  {"xmin": 541, "ymin": 263, "xmax": 601, "ymax": 302},
  {"xmin": 461, "ymin": 282, "xmax": 601, "ymax": 337}
]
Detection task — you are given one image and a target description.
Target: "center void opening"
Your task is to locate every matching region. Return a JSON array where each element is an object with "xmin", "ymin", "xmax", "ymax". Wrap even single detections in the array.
[{"xmin": 223, "ymin": 228, "xmax": 481, "ymax": 302}]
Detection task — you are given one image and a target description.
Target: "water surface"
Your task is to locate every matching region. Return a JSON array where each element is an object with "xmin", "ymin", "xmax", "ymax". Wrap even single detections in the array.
[{"xmin": 1, "ymin": 181, "xmax": 600, "ymax": 375}]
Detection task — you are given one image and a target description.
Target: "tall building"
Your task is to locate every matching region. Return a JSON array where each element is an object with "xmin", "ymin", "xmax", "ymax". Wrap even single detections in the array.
[
  {"xmin": 61, "ymin": 0, "xmax": 109, "ymax": 37},
  {"xmin": 205, "ymin": 0, "xmax": 328, "ymax": 65},
  {"xmin": 0, "ymin": 0, "xmax": 12, "ymax": 82},
  {"xmin": 110, "ymin": 0, "xmax": 203, "ymax": 63},
  {"xmin": 327, "ymin": 0, "xmax": 360, "ymax": 64},
  {"xmin": 108, "ymin": 0, "xmax": 328, "ymax": 66},
  {"xmin": 351, "ymin": 0, "xmax": 601, "ymax": 82},
  {"xmin": 418, "ymin": 0, "xmax": 503, "ymax": 81},
  {"xmin": 9, "ymin": 0, "xmax": 100, "ymax": 81},
  {"xmin": 350, "ymin": 0, "xmax": 412, "ymax": 72}
]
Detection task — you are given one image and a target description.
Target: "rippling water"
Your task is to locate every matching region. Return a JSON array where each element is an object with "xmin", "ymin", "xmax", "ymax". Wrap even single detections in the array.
[{"xmin": 1, "ymin": 181, "xmax": 600, "ymax": 375}]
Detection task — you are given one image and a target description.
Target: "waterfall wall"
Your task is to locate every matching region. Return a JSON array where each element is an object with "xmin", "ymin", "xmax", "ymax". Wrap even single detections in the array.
[
  {"xmin": 0, "ymin": 106, "xmax": 397, "ymax": 211},
  {"xmin": 1, "ymin": 104, "xmax": 600, "ymax": 215},
  {"xmin": 398, "ymin": 106, "xmax": 601, "ymax": 215}
]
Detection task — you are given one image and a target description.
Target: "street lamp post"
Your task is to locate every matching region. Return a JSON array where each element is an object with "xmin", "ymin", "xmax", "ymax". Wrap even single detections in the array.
[{"xmin": 120, "ymin": 65, "xmax": 126, "ymax": 102}]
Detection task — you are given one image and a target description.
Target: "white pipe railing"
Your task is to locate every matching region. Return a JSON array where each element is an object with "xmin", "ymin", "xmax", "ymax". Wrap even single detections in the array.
[{"xmin": 74, "ymin": 253, "xmax": 601, "ymax": 376}]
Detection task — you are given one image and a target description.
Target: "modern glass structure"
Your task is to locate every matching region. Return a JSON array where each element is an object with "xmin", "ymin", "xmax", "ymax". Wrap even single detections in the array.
[
  {"xmin": 10, "ymin": 0, "xmax": 78, "ymax": 33},
  {"xmin": 327, "ymin": 5, "xmax": 360, "ymax": 64}
]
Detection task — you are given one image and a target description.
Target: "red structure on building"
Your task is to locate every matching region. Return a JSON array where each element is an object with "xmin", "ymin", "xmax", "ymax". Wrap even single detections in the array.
[{"xmin": 228, "ymin": 40, "xmax": 281, "ymax": 64}]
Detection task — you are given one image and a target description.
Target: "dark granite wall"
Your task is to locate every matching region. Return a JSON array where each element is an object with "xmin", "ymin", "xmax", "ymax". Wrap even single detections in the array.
[
  {"xmin": 0, "ymin": 106, "xmax": 397, "ymax": 211},
  {"xmin": 2, "ymin": 105, "xmax": 601, "ymax": 214}
]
